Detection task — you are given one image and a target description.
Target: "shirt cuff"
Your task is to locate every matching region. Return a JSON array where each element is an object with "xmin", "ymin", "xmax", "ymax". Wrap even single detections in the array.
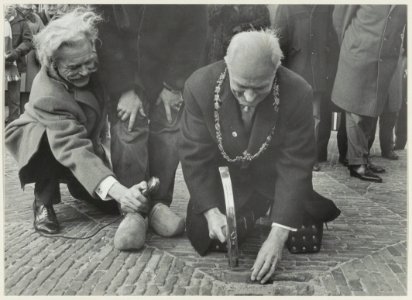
[
  {"xmin": 95, "ymin": 176, "xmax": 118, "ymax": 201},
  {"xmin": 271, "ymin": 222, "xmax": 297, "ymax": 232}
]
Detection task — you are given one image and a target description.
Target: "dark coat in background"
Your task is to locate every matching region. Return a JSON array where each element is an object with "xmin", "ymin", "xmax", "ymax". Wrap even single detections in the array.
[
  {"xmin": 5, "ymin": 68, "xmax": 113, "ymax": 196},
  {"xmin": 205, "ymin": 5, "xmax": 271, "ymax": 64},
  {"xmin": 37, "ymin": 10, "xmax": 52, "ymax": 26},
  {"xmin": 274, "ymin": 5, "xmax": 339, "ymax": 96},
  {"xmin": 9, "ymin": 14, "xmax": 33, "ymax": 73},
  {"xmin": 331, "ymin": 5, "xmax": 406, "ymax": 117},
  {"xmin": 179, "ymin": 61, "xmax": 340, "ymax": 253},
  {"xmin": 94, "ymin": 5, "xmax": 208, "ymax": 103}
]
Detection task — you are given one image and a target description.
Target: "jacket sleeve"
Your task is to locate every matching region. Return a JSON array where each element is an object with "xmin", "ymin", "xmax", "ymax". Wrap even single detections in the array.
[
  {"xmin": 33, "ymin": 96, "xmax": 115, "ymax": 196},
  {"xmin": 178, "ymin": 83, "xmax": 225, "ymax": 214},
  {"xmin": 15, "ymin": 20, "xmax": 33, "ymax": 57},
  {"xmin": 270, "ymin": 86, "xmax": 316, "ymax": 228},
  {"xmin": 163, "ymin": 6, "xmax": 208, "ymax": 91}
]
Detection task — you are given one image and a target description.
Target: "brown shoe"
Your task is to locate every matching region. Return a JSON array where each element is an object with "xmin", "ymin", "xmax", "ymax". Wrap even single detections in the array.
[{"xmin": 149, "ymin": 203, "xmax": 185, "ymax": 237}]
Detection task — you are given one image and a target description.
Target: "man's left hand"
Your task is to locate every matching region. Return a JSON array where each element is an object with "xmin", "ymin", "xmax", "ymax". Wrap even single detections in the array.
[
  {"xmin": 251, "ymin": 226, "xmax": 290, "ymax": 284},
  {"xmin": 156, "ymin": 87, "xmax": 183, "ymax": 123}
]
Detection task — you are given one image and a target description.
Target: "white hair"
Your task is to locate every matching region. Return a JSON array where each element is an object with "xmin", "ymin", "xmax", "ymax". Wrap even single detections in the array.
[
  {"xmin": 34, "ymin": 7, "xmax": 102, "ymax": 68},
  {"xmin": 224, "ymin": 29, "xmax": 284, "ymax": 70}
]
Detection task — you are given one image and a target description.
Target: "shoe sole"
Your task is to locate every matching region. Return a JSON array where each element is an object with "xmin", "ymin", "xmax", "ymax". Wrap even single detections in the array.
[
  {"xmin": 349, "ymin": 172, "xmax": 383, "ymax": 183},
  {"xmin": 33, "ymin": 222, "xmax": 60, "ymax": 234}
]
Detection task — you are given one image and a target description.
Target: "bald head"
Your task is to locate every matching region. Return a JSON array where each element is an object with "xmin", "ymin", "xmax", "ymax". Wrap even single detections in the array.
[
  {"xmin": 224, "ymin": 30, "xmax": 283, "ymax": 77},
  {"xmin": 223, "ymin": 30, "xmax": 283, "ymax": 108}
]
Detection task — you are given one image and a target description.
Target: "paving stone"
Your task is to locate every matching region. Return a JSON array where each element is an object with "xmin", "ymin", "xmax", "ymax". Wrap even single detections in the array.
[{"xmin": 3, "ymin": 132, "xmax": 407, "ymax": 296}]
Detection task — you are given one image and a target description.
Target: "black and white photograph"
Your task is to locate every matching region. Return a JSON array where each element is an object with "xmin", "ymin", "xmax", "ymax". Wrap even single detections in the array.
[{"xmin": 2, "ymin": 2, "xmax": 408, "ymax": 296}]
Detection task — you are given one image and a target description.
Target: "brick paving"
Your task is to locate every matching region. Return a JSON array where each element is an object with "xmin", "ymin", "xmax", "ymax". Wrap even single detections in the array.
[{"xmin": 3, "ymin": 131, "xmax": 407, "ymax": 295}]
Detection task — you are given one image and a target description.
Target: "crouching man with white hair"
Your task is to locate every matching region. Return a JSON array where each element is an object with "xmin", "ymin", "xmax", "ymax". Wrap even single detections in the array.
[
  {"xmin": 5, "ymin": 8, "xmax": 149, "ymax": 248},
  {"xmin": 179, "ymin": 30, "xmax": 341, "ymax": 283}
]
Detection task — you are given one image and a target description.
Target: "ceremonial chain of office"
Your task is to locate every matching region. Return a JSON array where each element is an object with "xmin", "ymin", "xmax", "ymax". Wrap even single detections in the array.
[{"xmin": 213, "ymin": 67, "xmax": 280, "ymax": 164}]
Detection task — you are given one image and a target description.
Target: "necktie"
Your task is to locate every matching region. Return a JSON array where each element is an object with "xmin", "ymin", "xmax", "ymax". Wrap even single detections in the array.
[{"xmin": 240, "ymin": 105, "xmax": 255, "ymax": 135}]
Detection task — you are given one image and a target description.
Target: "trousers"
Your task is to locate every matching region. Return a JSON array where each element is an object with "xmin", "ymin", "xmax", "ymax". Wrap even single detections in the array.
[
  {"xmin": 32, "ymin": 135, "xmax": 119, "ymax": 213},
  {"xmin": 313, "ymin": 92, "xmax": 332, "ymax": 162},
  {"xmin": 109, "ymin": 96, "xmax": 182, "ymax": 206},
  {"xmin": 395, "ymin": 99, "xmax": 407, "ymax": 149},
  {"xmin": 345, "ymin": 112, "xmax": 377, "ymax": 165},
  {"xmin": 368, "ymin": 111, "xmax": 398, "ymax": 155},
  {"xmin": 6, "ymin": 80, "xmax": 21, "ymax": 123}
]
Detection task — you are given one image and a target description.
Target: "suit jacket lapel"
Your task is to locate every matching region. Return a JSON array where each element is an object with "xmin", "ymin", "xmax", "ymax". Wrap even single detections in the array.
[
  {"xmin": 246, "ymin": 92, "xmax": 277, "ymax": 155},
  {"xmin": 219, "ymin": 75, "xmax": 249, "ymax": 158}
]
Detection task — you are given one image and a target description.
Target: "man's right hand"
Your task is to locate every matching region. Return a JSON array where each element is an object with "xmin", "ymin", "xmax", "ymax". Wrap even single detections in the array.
[
  {"xmin": 204, "ymin": 207, "xmax": 228, "ymax": 243},
  {"xmin": 108, "ymin": 181, "xmax": 149, "ymax": 214},
  {"xmin": 117, "ymin": 90, "xmax": 146, "ymax": 132}
]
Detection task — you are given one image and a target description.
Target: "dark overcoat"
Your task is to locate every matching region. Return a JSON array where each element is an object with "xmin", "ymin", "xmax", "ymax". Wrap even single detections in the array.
[
  {"xmin": 94, "ymin": 5, "xmax": 208, "ymax": 102},
  {"xmin": 9, "ymin": 14, "xmax": 33, "ymax": 73},
  {"xmin": 274, "ymin": 5, "xmax": 339, "ymax": 96},
  {"xmin": 205, "ymin": 5, "xmax": 271, "ymax": 64},
  {"xmin": 5, "ymin": 68, "xmax": 114, "ymax": 196},
  {"xmin": 179, "ymin": 61, "xmax": 340, "ymax": 253},
  {"xmin": 331, "ymin": 5, "xmax": 406, "ymax": 117}
]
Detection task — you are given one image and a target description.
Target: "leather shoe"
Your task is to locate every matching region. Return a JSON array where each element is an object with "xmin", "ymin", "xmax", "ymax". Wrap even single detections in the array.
[
  {"xmin": 382, "ymin": 150, "xmax": 399, "ymax": 160},
  {"xmin": 367, "ymin": 162, "xmax": 385, "ymax": 173},
  {"xmin": 149, "ymin": 203, "xmax": 185, "ymax": 237},
  {"xmin": 349, "ymin": 165, "xmax": 382, "ymax": 183},
  {"xmin": 338, "ymin": 156, "xmax": 348, "ymax": 166},
  {"xmin": 393, "ymin": 144, "xmax": 405, "ymax": 151},
  {"xmin": 33, "ymin": 201, "xmax": 60, "ymax": 234}
]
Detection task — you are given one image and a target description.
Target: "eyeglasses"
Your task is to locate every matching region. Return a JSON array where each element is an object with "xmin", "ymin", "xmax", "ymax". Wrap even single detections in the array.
[{"xmin": 57, "ymin": 53, "xmax": 98, "ymax": 75}]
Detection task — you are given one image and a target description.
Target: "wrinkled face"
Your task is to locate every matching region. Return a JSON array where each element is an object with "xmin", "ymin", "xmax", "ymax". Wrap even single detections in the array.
[
  {"xmin": 53, "ymin": 38, "xmax": 98, "ymax": 88},
  {"xmin": 228, "ymin": 60, "xmax": 276, "ymax": 108}
]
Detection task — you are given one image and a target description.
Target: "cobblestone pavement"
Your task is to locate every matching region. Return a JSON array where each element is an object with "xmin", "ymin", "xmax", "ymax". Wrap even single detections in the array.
[{"xmin": 3, "ymin": 132, "xmax": 407, "ymax": 296}]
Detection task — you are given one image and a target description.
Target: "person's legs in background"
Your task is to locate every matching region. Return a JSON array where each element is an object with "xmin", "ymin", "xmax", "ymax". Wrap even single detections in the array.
[
  {"xmin": 6, "ymin": 80, "xmax": 21, "ymax": 123},
  {"xmin": 148, "ymin": 102, "xmax": 185, "ymax": 237},
  {"xmin": 395, "ymin": 99, "xmax": 407, "ymax": 150},
  {"xmin": 317, "ymin": 93, "xmax": 332, "ymax": 163},
  {"xmin": 346, "ymin": 112, "xmax": 382, "ymax": 182},
  {"xmin": 337, "ymin": 112, "xmax": 348, "ymax": 166},
  {"xmin": 312, "ymin": 93, "xmax": 321, "ymax": 171},
  {"xmin": 20, "ymin": 92, "xmax": 30, "ymax": 114},
  {"xmin": 379, "ymin": 110, "xmax": 399, "ymax": 160}
]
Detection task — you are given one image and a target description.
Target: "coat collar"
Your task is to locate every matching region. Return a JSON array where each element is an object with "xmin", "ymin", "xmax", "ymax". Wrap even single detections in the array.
[
  {"xmin": 217, "ymin": 70, "xmax": 278, "ymax": 162},
  {"xmin": 43, "ymin": 67, "xmax": 102, "ymax": 116}
]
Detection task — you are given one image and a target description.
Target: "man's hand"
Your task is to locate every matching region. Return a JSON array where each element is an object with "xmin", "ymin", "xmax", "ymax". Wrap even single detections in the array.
[
  {"xmin": 204, "ymin": 207, "xmax": 227, "ymax": 243},
  {"xmin": 117, "ymin": 90, "xmax": 146, "ymax": 131},
  {"xmin": 156, "ymin": 87, "xmax": 183, "ymax": 124},
  {"xmin": 108, "ymin": 181, "xmax": 149, "ymax": 214},
  {"xmin": 251, "ymin": 226, "xmax": 290, "ymax": 284},
  {"xmin": 5, "ymin": 50, "xmax": 18, "ymax": 62}
]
